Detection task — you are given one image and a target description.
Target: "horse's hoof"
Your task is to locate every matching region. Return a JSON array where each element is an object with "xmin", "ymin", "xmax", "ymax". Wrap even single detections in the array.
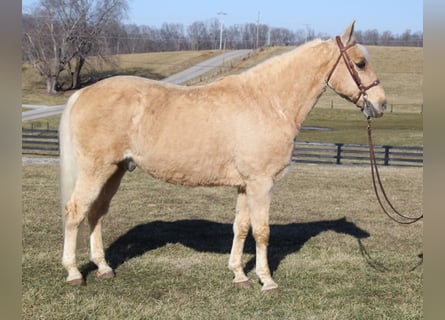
[
  {"xmin": 261, "ymin": 282, "xmax": 279, "ymax": 293},
  {"xmin": 97, "ymin": 270, "xmax": 115, "ymax": 280},
  {"xmin": 233, "ymin": 280, "xmax": 252, "ymax": 289},
  {"xmin": 66, "ymin": 277, "xmax": 85, "ymax": 286},
  {"xmin": 262, "ymin": 286, "xmax": 279, "ymax": 294}
]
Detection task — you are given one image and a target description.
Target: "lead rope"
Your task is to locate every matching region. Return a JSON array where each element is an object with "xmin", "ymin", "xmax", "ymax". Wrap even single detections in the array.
[{"xmin": 367, "ymin": 120, "xmax": 423, "ymax": 224}]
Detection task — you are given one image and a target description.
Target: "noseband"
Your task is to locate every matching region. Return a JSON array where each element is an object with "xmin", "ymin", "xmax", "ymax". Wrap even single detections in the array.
[{"xmin": 326, "ymin": 36, "xmax": 380, "ymax": 107}]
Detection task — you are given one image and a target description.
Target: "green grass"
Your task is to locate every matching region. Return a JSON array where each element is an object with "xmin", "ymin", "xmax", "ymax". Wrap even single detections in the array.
[
  {"xmin": 298, "ymin": 108, "xmax": 423, "ymax": 146},
  {"xmin": 22, "ymin": 109, "xmax": 422, "ymax": 147},
  {"xmin": 23, "ymin": 163, "xmax": 422, "ymax": 319}
]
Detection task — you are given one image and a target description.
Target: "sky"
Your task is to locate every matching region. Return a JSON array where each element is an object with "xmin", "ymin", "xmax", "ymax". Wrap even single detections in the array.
[{"xmin": 22, "ymin": 0, "xmax": 423, "ymax": 36}]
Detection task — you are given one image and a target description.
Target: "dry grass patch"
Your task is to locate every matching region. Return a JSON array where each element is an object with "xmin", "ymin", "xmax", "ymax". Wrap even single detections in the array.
[{"xmin": 196, "ymin": 45, "xmax": 423, "ymax": 113}]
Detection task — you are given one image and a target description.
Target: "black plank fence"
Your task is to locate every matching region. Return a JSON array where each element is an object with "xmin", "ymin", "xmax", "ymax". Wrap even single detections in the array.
[
  {"xmin": 21, "ymin": 128, "xmax": 423, "ymax": 167},
  {"xmin": 293, "ymin": 141, "xmax": 423, "ymax": 167},
  {"xmin": 22, "ymin": 127, "xmax": 59, "ymax": 156}
]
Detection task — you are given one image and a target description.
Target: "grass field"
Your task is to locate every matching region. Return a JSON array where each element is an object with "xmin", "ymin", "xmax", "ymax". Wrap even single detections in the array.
[
  {"xmin": 298, "ymin": 108, "xmax": 423, "ymax": 146},
  {"xmin": 22, "ymin": 163, "xmax": 422, "ymax": 319}
]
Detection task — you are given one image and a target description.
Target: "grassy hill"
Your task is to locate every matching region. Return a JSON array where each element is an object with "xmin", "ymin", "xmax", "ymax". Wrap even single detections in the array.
[
  {"xmin": 200, "ymin": 45, "xmax": 423, "ymax": 111},
  {"xmin": 319, "ymin": 46, "xmax": 423, "ymax": 110},
  {"xmin": 22, "ymin": 45, "xmax": 423, "ymax": 107}
]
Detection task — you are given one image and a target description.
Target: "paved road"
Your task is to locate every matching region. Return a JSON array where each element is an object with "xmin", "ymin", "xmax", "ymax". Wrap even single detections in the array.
[
  {"xmin": 22, "ymin": 50, "xmax": 252, "ymax": 121},
  {"xmin": 162, "ymin": 49, "xmax": 251, "ymax": 84},
  {"xmin": 22, "ymin": 104, "xmax": 66, "ymax": 121}
]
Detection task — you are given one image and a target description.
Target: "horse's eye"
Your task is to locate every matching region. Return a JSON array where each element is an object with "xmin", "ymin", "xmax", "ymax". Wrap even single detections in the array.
[{"xmin": 355, "ymin": 60, "xmax": 366, "ymax": 69}]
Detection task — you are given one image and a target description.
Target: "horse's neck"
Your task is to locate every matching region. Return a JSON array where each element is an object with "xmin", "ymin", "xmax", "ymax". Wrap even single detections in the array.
[{"xmin": 242, "ymin": 40, "xmax": 335, "ymax": 132}]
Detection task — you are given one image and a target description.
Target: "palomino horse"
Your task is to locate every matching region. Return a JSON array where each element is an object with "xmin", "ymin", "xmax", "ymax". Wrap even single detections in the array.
[{"xmin": 59, "ymin": 21, "xmax": 386, "ymax": 291}]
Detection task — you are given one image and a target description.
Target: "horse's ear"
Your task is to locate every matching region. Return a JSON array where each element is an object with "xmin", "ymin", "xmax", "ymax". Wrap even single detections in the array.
[{"xmin": 340, "ymin": 20, "xmax": 356, "ymax": 46}]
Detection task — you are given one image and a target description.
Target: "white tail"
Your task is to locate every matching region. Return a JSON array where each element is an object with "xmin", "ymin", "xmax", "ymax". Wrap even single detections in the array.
[{"xmin": 59, "ymin": 91, "xmax": 80, "ymax": 221}]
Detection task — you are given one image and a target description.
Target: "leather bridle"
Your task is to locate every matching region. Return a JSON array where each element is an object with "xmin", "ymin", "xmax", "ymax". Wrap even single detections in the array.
[{"xmin": 326, "ymin": 36, "xmax": 380, "ymax": 107}]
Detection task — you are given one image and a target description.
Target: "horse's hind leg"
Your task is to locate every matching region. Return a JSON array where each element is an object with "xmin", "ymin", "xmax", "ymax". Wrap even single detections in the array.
[
  {"xmin": 62, "ymin": 165, "xmax": 125, "ymax": 285},
  {"xmin": 88, "ymin": 166, "xmax": 126, "ymax": 279},
  {"xmin": 63, "ymin": 194, "xmax": 88, "ymax": 285},
  {"xmin": 62, "ymin": 173, "xmax": 101, "ymax": 285},
  {"xmin": 228, "ymin": 186, "xmax": 251, "ymax": 287}
]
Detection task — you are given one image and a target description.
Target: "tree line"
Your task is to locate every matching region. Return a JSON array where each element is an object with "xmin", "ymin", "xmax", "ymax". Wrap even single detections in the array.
[
  {"xmin": 111, "ymin": 22, "xmax": 423, "ymax": 54},
  {"xmin": 22, "ymin": 0, "xmax": 423, "ymax": 94}
]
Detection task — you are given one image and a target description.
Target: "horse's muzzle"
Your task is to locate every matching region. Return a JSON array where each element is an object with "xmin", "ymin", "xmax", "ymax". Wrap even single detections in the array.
[{"xmin": 362, "ymin": 98, "xmax": 385, "ymax": 119}]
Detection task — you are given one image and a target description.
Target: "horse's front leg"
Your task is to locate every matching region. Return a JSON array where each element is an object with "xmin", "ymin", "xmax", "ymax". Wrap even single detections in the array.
[
  {"xmin": 246, "ymin": 177, "xmax": 278, "ymax": 292},
  {"xmin": 228, "ymin": 186, "xmax": 251, "ymax": 288}
]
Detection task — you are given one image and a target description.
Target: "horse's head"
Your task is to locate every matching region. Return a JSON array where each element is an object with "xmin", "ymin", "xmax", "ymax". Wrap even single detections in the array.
[{"xmin": 326, "ymin": 21, "xmax": 387, "ymax": 119}]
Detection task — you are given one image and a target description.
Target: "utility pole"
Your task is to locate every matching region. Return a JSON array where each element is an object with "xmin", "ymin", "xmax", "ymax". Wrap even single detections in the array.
[
  {"xmin": 217, "ymin": 11, "xmax": 227, "ymax": 50},
  {"xmin": 256, "ymin": 11, "xmax": 260, "ymax": 49}
]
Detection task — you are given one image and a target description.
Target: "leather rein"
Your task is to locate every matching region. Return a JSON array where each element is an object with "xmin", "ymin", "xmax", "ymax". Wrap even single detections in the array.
[
  {"xmin": 328, "ymin": 36, "xmax": 423, "ymax": 224},
  {"xmin": 367, "ymin": 120, "xmax": 423, "ymax": 224}
]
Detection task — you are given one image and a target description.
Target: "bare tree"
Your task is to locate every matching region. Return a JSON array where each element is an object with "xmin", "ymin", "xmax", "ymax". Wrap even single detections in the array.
[
  {"xmin": 362, "ymin": 29, "xmax": 380, "ymax": 45},
  {"xmin": 270, "ymin": 27, "xmax": 296, "ymax": 46},
  {"xmin": 187, "ymin": 21, "xmax": 208, "ymax": 50},
  {"xmin": 22, "ymin": 0, "xmax": 128, "ymax": 94},
  {"xmin": 160, "ymin": 23, "xmax": 185, "ymax": 51}
]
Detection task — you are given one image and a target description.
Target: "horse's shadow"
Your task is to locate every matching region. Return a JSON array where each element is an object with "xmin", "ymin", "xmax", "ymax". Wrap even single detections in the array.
[{"xmin": 81, "ymin": 217, "xmax": 369, "ymax": 278}]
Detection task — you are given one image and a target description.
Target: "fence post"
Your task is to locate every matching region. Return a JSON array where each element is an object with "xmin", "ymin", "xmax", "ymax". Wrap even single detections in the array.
[
  {"xmin": 331, "ymin": 100, "xmax": 334, "ymax": 109},
  {"xmin": 335, "ymin": 143, "xmax": 343, "ymax": 164},
  {"xmin": 383, "ymin": 146, "xmax": 391, "ymax": 166}
]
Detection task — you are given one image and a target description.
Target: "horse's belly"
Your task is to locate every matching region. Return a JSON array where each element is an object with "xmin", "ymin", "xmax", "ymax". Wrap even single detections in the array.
[{"xmin": 137, "ymin": 155, "xmax": 243, "ymax": 187}]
